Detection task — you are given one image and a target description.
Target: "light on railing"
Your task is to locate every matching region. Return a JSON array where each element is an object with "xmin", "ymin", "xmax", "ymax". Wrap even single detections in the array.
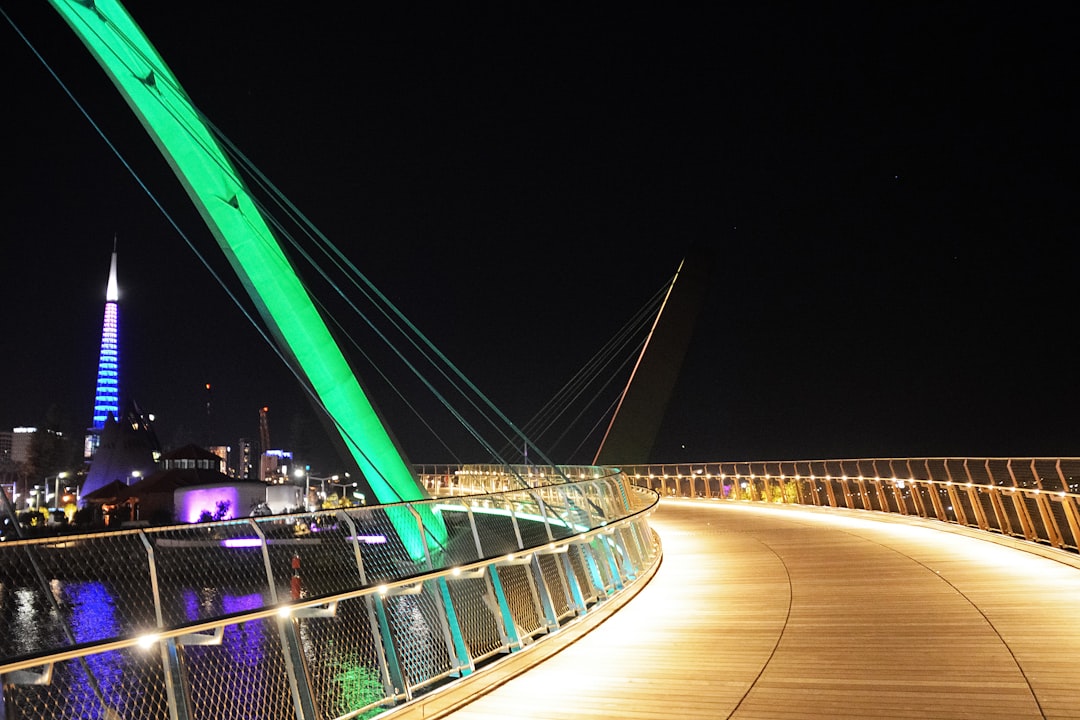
[
  {"xmin": 451, "ymin": 567, "xmax": 462, "ymax": 576},
  {"xmin": 377, "ymin": 585, "xmax": 388, "ymax": 595},
  {"xmin": 278, "ymin": 606, "xmax": 292, "ymax": 618},
  {"xmin": 137, "ymin": 633, "xmax": 159, "ymax": 650}
]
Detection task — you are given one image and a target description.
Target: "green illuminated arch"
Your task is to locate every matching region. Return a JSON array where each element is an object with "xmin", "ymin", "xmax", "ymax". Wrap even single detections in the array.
[{"xmin": 51, "ymin": 0, "xmax": 443, "ymax": 556}]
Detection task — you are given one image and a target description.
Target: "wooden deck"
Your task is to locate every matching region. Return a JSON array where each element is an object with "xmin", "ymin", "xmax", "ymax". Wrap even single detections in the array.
[{"xmin": 394, "ymin": 498, "xmax": 1080, "ymax": 719}]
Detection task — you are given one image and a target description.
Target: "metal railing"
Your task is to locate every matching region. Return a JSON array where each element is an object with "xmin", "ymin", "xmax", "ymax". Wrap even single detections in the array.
[
  {"xmin": 0, "ymin": 473, "xmax": 659, "ymax": 720},
  {"xmin": 622, "ymin": 457, "xmax": 1080, "ymax": 553},
  {"xmin": 414, "ymin": 464, "xmax": 623, "ymax": 496}
]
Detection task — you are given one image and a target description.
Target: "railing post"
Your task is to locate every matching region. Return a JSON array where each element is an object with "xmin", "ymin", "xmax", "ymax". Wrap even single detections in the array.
[
  {"xmin": 337, "ymin": 510, "xmax": 416, "ymax": 694},
  {"xmin": 983, "ymin": 460, "xmax": 1015, "ymax": 536},
  {"xmin": 528, "ymin": 552, "xmax": 561, "ymax": 632},
  {"xmin": 505, "ymin": 497, "xmax": 559, "ymax": 634},
  {"xmin": 464, "ymin": 500, "xmax": 524, "ymax": 651},
  {"xmin": 1029, "ymin": 460, "xmax": 1064, "ymax": 547},
  {"xmin": 924, "ymin": 460, "xmax": 949, "ymax": 521},
  {"xmin": 138, "ymin": 531, "xmax": 193, "ymax": 720},
  {"xmin": 962, "ymin": 459, "xmax": 990, "ymax": 530},
  {"xmin": 436, "ymin": 576, "xmax": 475, "ymax": 675},
  {"xmin": 373, "ymin": 591, "xmax": 411, "ymax": 699},
  {"xmin": 251, "ymin": 518, "xmax": 318, "ymax": 720},
  {"xmin": 578, "ymin": 537, "xmax": 609, "ymax": 597},
  {"xmin": 533, "ymin": 491, "xmax": 586, "ymax": 615},
  {"xmin": 1055, "ymin": 460, "xmax": 1080, "ymax": 550},
  {"xmin": 487, "ymin": 563, "xmax": 524, "ymax": 651},
  {"xmin": 615, "ymin": 525, "xmax": 642, "ymax": 579},
  {"xmin": 822, "ymin": 468, "xmax": 838, "ymax": 508},
  {"xmin": 408, "ymin": 504, "xmax": 476, "ymax": 674},
  {"xmin": 1007, "ymin": 459, "xmax": 1038, "ymax": 541}
]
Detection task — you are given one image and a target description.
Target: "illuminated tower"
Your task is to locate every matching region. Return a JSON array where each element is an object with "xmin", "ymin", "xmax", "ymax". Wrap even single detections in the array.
[{"xmin": 85, "ymin": 241, "xmax": 120, "ymax": 458}]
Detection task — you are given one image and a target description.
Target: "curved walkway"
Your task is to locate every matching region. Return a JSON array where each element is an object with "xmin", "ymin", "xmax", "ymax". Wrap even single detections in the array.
[{"xmin": 436, "ymin": 499, "xmax": 1080, "ymax": 719}]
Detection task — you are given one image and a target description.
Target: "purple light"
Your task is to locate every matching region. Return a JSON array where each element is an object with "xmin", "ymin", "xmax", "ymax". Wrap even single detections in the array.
[
  {"xmin": 179, "ymin": 486, "xmax": 241, "ymax": 523},
  {"xmin": 221, "ymin": 538, "xmax": 263, "ymax": 548}
]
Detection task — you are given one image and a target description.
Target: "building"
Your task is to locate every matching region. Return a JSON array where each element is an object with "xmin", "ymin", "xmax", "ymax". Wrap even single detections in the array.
[
  {"xmin": 85, "ymin": 242, "xmax": 120, "ymax": 459},
  {"xmin": 80, "ymin": 401, "xmax": 160, "ymax": 502},
  {"xmin": 236, "ymin": 437, "xmax": 254, "ymax": 479},
  {"xmin": 260, "ymin": 449, "xmax": 292, "ymax": 482},
  {"xmin": 3, "ymin": 427, "xmax": 36, "ymax": 464},
  {"xmin": 125, "ymin": 444, "xmax": 270, "ymax": 524},
  {"xmin": 208, "ymin": 444, "xmax": 231, "ymax": 476}
]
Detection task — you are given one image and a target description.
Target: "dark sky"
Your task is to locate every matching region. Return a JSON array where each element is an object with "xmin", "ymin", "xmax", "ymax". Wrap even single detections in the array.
[{"xmin": 1, "ymin": 3, "xmax": 1076, "ymax": 471}]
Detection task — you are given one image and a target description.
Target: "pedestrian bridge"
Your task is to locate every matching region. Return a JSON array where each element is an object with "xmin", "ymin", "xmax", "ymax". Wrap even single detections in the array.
[
  {"xmin": 426, "ymin": 499, "xmax": 1080, "ymax": 720},
  {"xmin": 4, "ymin": 458, "xmax": 1080, "ymax": 719}
]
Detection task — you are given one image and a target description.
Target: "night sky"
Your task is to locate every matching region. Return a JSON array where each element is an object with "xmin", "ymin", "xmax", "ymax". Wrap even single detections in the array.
[{"xmin": 1, "ymin": 3, "xmax": 1076, "ymax": 472}]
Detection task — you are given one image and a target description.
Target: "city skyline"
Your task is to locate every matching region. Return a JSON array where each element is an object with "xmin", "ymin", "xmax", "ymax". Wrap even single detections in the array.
[{"xmin": 1, "ymin": 4, "xmax": 1076, "ymax": 468}]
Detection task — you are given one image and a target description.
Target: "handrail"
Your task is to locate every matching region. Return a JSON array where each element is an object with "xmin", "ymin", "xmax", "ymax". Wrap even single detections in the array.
[{"xmin": 621, "ymin": 456, "xmax": 1080, "ymax": 553}]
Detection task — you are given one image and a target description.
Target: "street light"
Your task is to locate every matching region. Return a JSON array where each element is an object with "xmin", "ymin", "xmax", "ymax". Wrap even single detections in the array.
[
  {"xmin": 309, "ymin": 474, "xmax": 338, "ymax": 503},
  {"xmin": 46, "ymin": 471, "xmax": 70, "ymax": 510},
  {"xmin": 293, "ymin": 468, "xmax": 310, "ymax": 509},
  {"xmin": 327, "ymin": 479, "xmax": 360, "ymax": 503}
]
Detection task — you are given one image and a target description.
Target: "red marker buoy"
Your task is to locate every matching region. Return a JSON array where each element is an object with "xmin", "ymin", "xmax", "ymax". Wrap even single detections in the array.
[{"xmin": 290, "ymin": 553, "xmax": 302, "ymax": 600}]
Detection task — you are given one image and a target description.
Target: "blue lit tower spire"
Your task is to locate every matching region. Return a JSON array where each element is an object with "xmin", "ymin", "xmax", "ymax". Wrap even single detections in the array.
[{"xmin": 85, "ymin": 239, "xmax": 120, "ymax": 458}]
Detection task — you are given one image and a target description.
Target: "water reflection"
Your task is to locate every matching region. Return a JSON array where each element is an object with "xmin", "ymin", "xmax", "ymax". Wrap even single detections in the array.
[
  {"xmin": 3, "ymin": 580, "xmax": 446, "ymax": 718},
  {"xmin": 59, "ymin": 581, "xmax": 124, "ymax": 717}
]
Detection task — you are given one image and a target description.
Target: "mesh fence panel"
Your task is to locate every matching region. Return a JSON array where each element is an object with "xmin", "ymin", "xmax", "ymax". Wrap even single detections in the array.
[
  {"xmin": 352, "ymin": 507, "xmax": 425, "ymax": 585},
  {"xmin": 1048, "ymin": 499, "xmax": 1076, "ymax": 549},
  {"xmin": 567, "ymin": 545, "xmax": 598, "ymax": 603},
  {"xmin": 1032, "ymin": 459, "xmax": 1064, "ymax": 491},
  {"xmin": 538, "ymin": 554, "xmax": 572, "ymax": 620},
  {"xmin": 508, "ymin": 492, "xmax": 554, "ymax": 548},
  {"xmin": 0, "ymin": 532, "xmax": 157, "ymax": 660},
  {"xmin": 185, "ymin": 617, "xmax": 294, "ymax": 720},
  {"xmin": 495, "ymin": 564, "xmax": 542, "ymax": 639},
  {"xmin": 1063, "ymin": 460, "xmax": 1080, "ymax": 493},
  {"xmin": 149, "ymin": 522, "xmax": 276, "ymax": 627},
  {"xmin": 300, "ymin": 596, "xmax": 388, "ymax": 720},
  {"xmin": 256, "ymin": 513, "xmax": 363, "ymax": 601},
  {"xmin": 428, "ymin": 499, "xmax": 483, "ymax": 569},
  {"xmin": 445, "ymin": 575, "xmax": 503, "ymax": 661},
  {"xmin": 386, "ymin": 585, "xmax": 454, "ymax": 691},
  {"xmin": 4, "ymin": 645, "xmax": 169, "ymax": 720},
  {"xmin": 470, "ymin": 499, "xmax": 520, "ymax": 559}
]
